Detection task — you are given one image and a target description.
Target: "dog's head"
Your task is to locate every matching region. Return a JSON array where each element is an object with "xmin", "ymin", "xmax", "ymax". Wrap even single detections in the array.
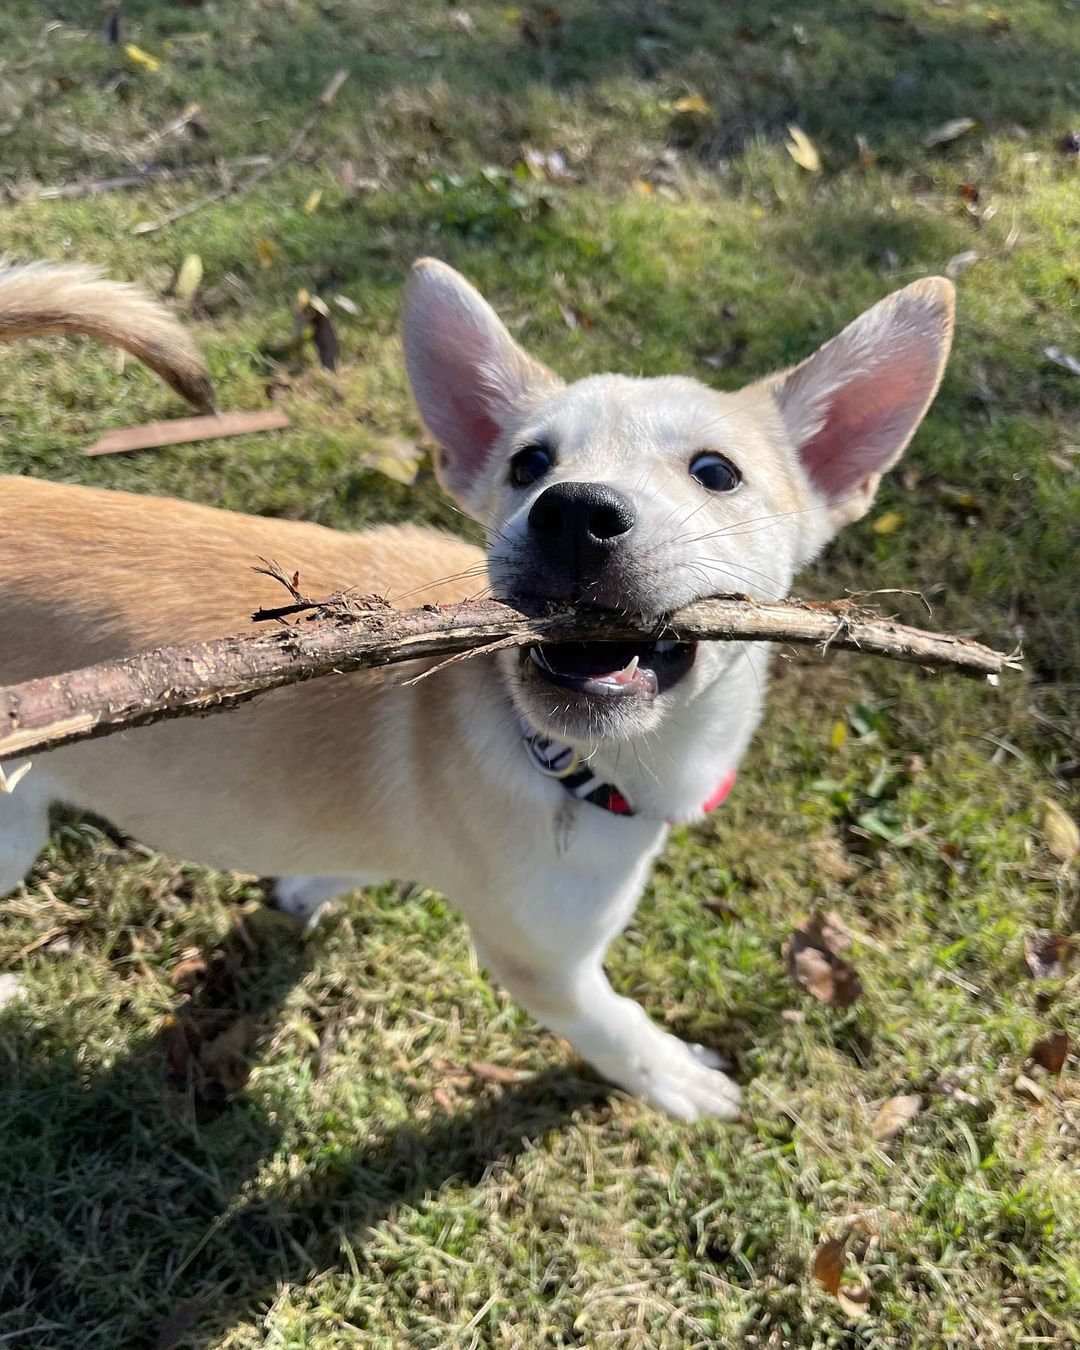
[{"xmin": 403, "ymin": 260, "xmax": 954, "ymax": 747}]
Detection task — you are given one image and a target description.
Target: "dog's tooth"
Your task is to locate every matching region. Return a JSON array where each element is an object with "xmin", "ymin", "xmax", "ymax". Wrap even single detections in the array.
[{"xmin": 612, "ymin": 654, "xmax": 639, "ymax": 685}]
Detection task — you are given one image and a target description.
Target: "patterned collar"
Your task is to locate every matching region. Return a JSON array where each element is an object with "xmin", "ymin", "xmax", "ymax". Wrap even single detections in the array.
[{"xmin": 518, "ymin": 719, "xmax": 735, "ymax": 822}]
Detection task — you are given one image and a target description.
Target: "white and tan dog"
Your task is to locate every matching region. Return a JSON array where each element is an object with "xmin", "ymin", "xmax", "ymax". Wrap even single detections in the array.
[{"xmin": 0, "ymin": 259, "xmax": 954, "ymax": 1119}]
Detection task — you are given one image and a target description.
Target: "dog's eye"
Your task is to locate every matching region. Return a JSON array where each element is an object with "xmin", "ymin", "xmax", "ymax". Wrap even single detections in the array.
[
  {"xmin": 509, "ymin": 443, "xmax": 554, "ymax": 488},
  {"xmin": 690, "ymin": 452, "xmax": 741, "ymax": 492}
]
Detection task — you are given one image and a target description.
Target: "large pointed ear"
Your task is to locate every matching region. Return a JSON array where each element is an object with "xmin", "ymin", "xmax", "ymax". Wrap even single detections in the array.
[
  {"xmin": 403, "ymin": 259, "xmax": 560, "ymax": 514},
  {"xmin": 770, "ymin": 277, "xmax": 955, "ymax": 534}
]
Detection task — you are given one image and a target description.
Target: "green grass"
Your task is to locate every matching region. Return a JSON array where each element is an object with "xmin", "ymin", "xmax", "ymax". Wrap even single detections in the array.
[{"xmin": 1, "ymin": 1, "xmax": 1078, "ymax": 1345}]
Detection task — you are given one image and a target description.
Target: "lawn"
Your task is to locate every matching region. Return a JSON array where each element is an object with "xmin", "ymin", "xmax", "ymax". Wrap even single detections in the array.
[{"xmin": 1, "ymin": 1, "xmax": 1078, "ymax": 1346}]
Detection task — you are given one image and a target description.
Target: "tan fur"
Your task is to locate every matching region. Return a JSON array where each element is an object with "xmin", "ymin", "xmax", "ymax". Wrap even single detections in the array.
[{"xmin": 0, "ymin": 261, "xmax": 215, "ymax": 412}]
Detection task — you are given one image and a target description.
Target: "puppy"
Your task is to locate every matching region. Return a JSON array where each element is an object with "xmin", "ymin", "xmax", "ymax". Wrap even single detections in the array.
[{"xmin": 0, "ymin": 259, "xmax": 954, "ymax": 1119}]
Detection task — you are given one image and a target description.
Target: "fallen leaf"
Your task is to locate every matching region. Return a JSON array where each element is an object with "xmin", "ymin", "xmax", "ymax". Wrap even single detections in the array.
[
  {"xmin": 1042, "ymin": 799, "xmax": 1079, "ymax": 861},
  {"xmin": 1030, "ymin": 1030, "xmax": 1069, "ymax": 1075},
  {"xmin": 332, "ymin": 294, "xmax": 359, "ymax": 316},
  {"xmin": 872, "ymin": 510, "xmax": 903, "ymax": 534},
  {"xmin": 364, "ymin": 435, "xmax": 422, "ymax": 485},
  {"xmin": 784, "ymin": 915, "xmax": 863, "ymax": 1007},
  {"xmin": 958, "ymin": 181, "xmax": 980, "ymax": 202},
  {"xmin": 302, "ymin": 188, "xmax": 322, "ymax": 214},
  {"xmin": 469, "ymin": 1060, "xmax": 525, "ymax": 1084},
  {"xmin": 124, "ymin": 42, "xmax": 162, "ymax": 73},
  {"xmin": 674, "ymin": 93, "xmax": 711, "ymax": 117},
  {"xmin": 173, "ymin": 253, "xmax": 203, "ymax": 301},
  {"xmin": 1024, "ymin": 929, "xmax": 1073, "ymax": 980},
  {"xmin": 870, "ymin": 1093, "xmax": 922, "ymax": 1141},
  {"xmin": 924, "ymin": 117, "xmax": 977, "ymax": 148},
  {"xmin": 831, "ymin": 719, "xmax": 848, "ymax": 749},
  {"xmin": 255, "ymin": 237, "xmax": 277, "ymax": 269},
  {"xmin": 812, "ymin": 1232, "xmax": 871, "ymax": 1319},
  {"xmin": 1044, "ymin": 346, "xmax": 1080, "ymax": 376},
  {"xmin": 0, "ymin": 972, "xmax": 27, "ymax": 1009},
  {"xmin": 946, "ymin": 249, "xmax": 980, "ymax": 277},
  {"xmin": 786, "ymin": 124, "xmax": 821, "ymax": 172},
  {"xmin": 169, "ymin": 956, "xmax": 208, "ymax": 989}
]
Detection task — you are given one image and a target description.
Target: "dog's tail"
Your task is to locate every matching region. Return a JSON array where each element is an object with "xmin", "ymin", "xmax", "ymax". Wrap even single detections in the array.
[{"xmin": 0, "ymin": 260, "xmax": 215, "ymax": 413}]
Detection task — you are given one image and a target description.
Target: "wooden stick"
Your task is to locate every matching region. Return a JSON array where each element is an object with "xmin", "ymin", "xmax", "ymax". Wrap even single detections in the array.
[
  {"xmin": 12, "ymin": 157, "xmax": 273, "ymax": 204},
  {"xmin": 0, "ymin": 594, "xmax": 1019, "ymax": 763},
  {"xmin": 133, "ymin": 69, "xmax": 348, "ymax": 235},
  {"xmin": 83, "ymin": 409, "xmax": 290, "ymax": 457}
]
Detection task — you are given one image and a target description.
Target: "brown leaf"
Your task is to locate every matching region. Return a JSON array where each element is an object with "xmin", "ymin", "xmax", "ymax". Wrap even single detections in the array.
[
  {"xmin": 1024, "ymin": 930, "xmax": 1073, "ymax": 980},
  {"xmin": 870, "ymin": 1093, "xmax": 922, "ymax": 1141},
  {"xmin": 469, "ymin": 1060, "xmax": 525, "ymax": 1084},
  {"xmin": 784, "ymin": 915, "xmax": 863, "ymax": 1006},
  {"xmin": 169, "ymin": 955, "xmax": 208, "ymax": 989},
  {"xmin": 1030, "ymin": 1030, "xmax": 1069, "ymax": 1075},
  {"xmin": 812, "ymin": 1232, "xmax": 870, "ymax": 1319},
  {"xmin": 958, "ymin": 181, "xmax": 980, "ymax": 203}
]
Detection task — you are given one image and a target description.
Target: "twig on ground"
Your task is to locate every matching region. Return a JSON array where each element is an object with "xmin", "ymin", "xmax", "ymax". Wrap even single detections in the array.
[
  {"xmin": 7, "ymin": 156, "xmax": 273, "ymax": 204},
  {"xmin": 132, "ymin": 69, "xmax": 348, "ymax": 235},
  {"xmin": 0, "ymin": 590, "xmax": 1021, "ymax": 763}
]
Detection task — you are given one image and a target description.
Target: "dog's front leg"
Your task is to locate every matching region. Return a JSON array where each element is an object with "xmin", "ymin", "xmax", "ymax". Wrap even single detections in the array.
[{"xmin": 467, "ymin": 859, "xmax": 741, "ymax": 1122}]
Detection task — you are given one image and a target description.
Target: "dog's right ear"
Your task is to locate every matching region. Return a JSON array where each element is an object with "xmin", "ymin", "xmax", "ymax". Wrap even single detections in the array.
[{"xmin": 403, "ymin": 259, "xmax": 560, "ymax": 514}]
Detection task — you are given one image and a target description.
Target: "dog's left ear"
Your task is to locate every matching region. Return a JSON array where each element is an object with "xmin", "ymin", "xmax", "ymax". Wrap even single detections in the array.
[
  {"xmin": 403, "ymin": 258, "xmax": 560, "ymax": 515},
  {"xmin": 769, "ymin": 276, "xmax": 955, "ymax": 539}
]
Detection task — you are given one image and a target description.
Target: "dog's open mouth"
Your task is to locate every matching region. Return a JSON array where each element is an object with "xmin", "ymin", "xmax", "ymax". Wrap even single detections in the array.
[{"xmin": 525, "ymin": 639, "xmax": 696, "ymax": 700}]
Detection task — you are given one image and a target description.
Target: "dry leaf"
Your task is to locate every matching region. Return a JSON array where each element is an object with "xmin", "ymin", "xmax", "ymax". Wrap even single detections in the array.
[
  {"xmin": 1042, "ymin": 799, "xmax": 1079, "ymax": 861},
  {"xmin": 302, "ymin": 189, "xmax": 322, "ymax": 214},
  {"xmin": 812, "ymin": 1232, "xmax": 871, "ymax": 1319},
  {"xmin": 924, "ymin": 117, "xmax": 977, "ymax": 148},
  {"xmin": 169, "ymin": 955, "xmax": 208, "ymax": 989},
  {"xmin": 784, "ymin": 915, "xmax": 863, "ymax": 1007},
  {"xmin": 124, "ymin": 43, "xmax": 162, "ymax": 72},
  {"xmin": 332, "ymin": 294, "xmax": 359, "ymax": 316},
  {"xmin": 872, "ymin": 510, "xmax": 902, "ymax": 534},
  {"xmin": 1044, "ymin": 346, "xmax": 1080, "ymax": 376},
  {"xmin": 786, "ymin": 124, "xmax": 821, "ymax": 172},
  {"xmin": 1024, "ymin": 929, "xmax": 1073, "ymax": 980},
  {"xmin": 1014, "ymin": 1073, "xmax": 1046, "ymax": 1102},
  {"xmin": 173, "ymin": 253, "xmax": 203, "ymax": 301},
  {"xmin": 870, "ymin": 1093, "xmax": 922, "ymax": 1141},
  {"xmin": 1030, "ymin": 1030, "xmax": 1069, "ymax": 1075},
  {"xmin": 674, "ymin": 93, "xmax": 711, "ymax": 117},
  {"xmin": 946, "ymin": 249, "xmax": 980, "ymax": 277},
  {"xmin": 469, "ymin": 1060, "xmax": 525, "ymax": 1084},
  {"xmin": 255, "ymin": 237, "xmax": 277, "ymax": 269},
  {"xmin": 365, "ymin": 435, "xmax": 421, "ymax": 485}
]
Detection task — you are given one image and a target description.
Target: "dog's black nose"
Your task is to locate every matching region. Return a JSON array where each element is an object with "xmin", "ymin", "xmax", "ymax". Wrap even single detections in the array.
[{"xmin": 527, "ymin": 482, "xmax": 635, "ymax": 572}]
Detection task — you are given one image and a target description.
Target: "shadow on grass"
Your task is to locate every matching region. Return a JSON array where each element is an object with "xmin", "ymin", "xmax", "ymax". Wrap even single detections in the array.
[{"xmin": 0, "ymin": 909, "xmax": 614, "ymax": 1348}]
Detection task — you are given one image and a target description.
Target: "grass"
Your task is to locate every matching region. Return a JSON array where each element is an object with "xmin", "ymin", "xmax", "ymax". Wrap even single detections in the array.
[{"xmin": 1, "ymin": 0, "xmax": 1078, "ymax": 1345}]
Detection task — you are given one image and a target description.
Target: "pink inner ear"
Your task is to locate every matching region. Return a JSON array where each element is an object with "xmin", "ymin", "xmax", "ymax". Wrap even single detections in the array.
[{"xmin": 798, "ymin": 346, "xmax": 938, "ymax": 499}]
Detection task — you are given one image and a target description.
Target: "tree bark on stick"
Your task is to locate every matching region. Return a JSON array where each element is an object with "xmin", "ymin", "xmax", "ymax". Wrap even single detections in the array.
[{"xmin": 0, "ymin": 594, "xmax": 1019, "ymax": 764}]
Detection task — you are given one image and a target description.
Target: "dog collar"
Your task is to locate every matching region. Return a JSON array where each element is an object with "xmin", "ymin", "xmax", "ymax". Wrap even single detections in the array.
[{"xmin": 518, "ymin": 719, "xmax": 735, "ymax": 822}]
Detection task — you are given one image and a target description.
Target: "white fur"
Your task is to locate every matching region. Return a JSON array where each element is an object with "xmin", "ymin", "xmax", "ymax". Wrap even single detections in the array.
[{"xmin": 0, "ymin": 261, "xmax": 954, "ymax": 1120}]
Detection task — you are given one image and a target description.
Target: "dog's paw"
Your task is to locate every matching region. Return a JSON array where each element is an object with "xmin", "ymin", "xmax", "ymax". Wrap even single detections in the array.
[{"xmin": 631, "ymin": 1036, "xmax": 742, "ymax": 1122}]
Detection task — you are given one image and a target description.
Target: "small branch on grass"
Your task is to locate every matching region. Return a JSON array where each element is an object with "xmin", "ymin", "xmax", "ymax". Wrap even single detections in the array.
[
  {"xmin": 132, "ymin": 69, "xmax": 349, "ymax": 235},
  {"xmin": 7, "ymin": 156, "xmax": 273, "ymax": 204},
  {"xmin": 0, "ymin": 588, "xmax": 1020, "ymax": 763}
]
